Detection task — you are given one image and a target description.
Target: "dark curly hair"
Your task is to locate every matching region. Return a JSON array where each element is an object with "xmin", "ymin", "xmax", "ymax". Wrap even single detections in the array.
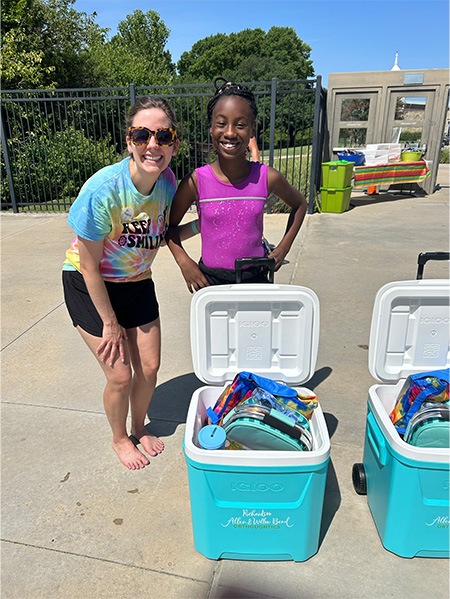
[{"xmin": 206, "ymin": 77, "xmax": 258, "ymax": 125}]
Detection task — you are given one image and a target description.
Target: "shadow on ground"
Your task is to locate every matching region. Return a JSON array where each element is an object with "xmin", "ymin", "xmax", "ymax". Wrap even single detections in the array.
[{"xmin": 146, "ymin": 372, "xmax": 204, "ymax": 437}]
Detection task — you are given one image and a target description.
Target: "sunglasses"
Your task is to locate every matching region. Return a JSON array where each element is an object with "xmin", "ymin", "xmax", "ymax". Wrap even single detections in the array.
[{"xmin": 128, "ymin": 126, "xmax": 177, "ymax": 147}]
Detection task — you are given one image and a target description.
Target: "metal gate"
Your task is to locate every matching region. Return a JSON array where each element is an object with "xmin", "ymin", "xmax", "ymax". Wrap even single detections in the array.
[{"xmin": 1, "ymin": 78, "xmax": 326, "ymax": 213}]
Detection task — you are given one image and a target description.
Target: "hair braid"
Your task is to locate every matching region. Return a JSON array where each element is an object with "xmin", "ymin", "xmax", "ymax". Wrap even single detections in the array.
[{"xmin": 206, "ymin": 77, "xmax": 257, "ymax": 124}]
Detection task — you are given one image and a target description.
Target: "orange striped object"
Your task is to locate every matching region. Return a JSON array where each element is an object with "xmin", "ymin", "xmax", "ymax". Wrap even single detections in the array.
[{"xmin": 354, "ymin": 161, "xmax": 430, "ymax": 187}]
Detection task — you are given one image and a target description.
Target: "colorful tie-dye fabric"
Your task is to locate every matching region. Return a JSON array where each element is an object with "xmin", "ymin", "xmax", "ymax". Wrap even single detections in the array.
[
  {"xmin": 63, "ymin": 157, "xmax": 176, "ymax": 282},
  {"xmin": 206, "ymin": 371, "xmax": 318, "ymax": 426},
  {"xmin": 390, "ymin": 369, "xmax": 450, "ymax": 435}
]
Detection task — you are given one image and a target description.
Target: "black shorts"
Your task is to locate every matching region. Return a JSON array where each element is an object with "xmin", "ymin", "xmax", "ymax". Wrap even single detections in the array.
[{"xmin": 62, "ymin": 270, "xmax": 159, "ymax": 337}]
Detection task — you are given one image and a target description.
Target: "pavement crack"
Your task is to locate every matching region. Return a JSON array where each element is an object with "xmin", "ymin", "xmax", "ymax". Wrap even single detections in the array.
[
  {"xmin": 1, "ymin": 538, "xmax": 207, "ymax": 583},
  {"xmin": 1, "ymin": 303, "xmax": 65, "ymax": 352}
]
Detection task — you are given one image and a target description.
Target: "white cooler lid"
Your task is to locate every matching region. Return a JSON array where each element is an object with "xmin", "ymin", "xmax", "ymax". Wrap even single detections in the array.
[
  {"xmin": 368, "ymin": 279, "xmax": 450, "ymax": 383},
  {"xmin": 190, "ymin": 283, "xmax": 320, "ymax": 386}
]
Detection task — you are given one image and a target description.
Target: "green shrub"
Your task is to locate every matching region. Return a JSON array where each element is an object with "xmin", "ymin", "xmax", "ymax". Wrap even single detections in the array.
[
  {"xmin": 439, "ymin": 147, "xmax": 449, "ymax": 164},
  {"xmin": 1, "ymin": 127, "xmax": 120, "ymax": 209}
]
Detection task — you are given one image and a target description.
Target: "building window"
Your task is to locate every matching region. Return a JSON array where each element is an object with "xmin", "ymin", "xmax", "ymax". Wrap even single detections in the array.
[
  {"xmin": 393, "ymin": 96, "xmax": 427, "ymax": 144},
  {"xmin": 340, "ymin": 98, "xmax": 370, "ymax": 122},
  {"xmin": 338, "ymin": 128, "xmax": 367, "ymax": 147}
]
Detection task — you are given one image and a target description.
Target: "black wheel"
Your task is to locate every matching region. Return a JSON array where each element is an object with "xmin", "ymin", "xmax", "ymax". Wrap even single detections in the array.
[{"xmin": 352, "ymin": 463, "xmax": 367, "ymax": 495}]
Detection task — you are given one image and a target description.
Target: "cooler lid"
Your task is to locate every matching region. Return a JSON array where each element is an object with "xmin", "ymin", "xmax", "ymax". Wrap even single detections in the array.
[
  {"xmin": 190, "ymin": 284, "xmax": 320, "ymax": 386},
  {"xmin": 368, "ymin": 279, "xmax": 450, "ymax": 383}
]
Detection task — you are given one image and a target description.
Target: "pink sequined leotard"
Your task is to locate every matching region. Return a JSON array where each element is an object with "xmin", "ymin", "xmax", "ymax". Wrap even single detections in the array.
[{"xmin": 196, "ymin": 162, "xmax": 268, "ymax": 270}]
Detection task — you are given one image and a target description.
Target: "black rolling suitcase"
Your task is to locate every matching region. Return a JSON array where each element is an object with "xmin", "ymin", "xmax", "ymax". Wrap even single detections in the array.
[{"xmin": 235, "ymin": 256, "xmax": 276, "ymax": 284}]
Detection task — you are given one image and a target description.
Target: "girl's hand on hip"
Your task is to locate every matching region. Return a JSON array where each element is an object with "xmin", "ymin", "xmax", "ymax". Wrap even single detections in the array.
[
  {"xmin": 180, "ymin": 257, "xmax": 210, "ymax": 293},
  {"xmin": 268, "ymin": 246, "xmax": 288, "ymax": 271}
]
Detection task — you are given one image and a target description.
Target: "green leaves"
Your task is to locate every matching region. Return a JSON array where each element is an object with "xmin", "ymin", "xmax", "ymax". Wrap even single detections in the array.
[
  {"xmin": 1, "ymin": 0, "xmax": 105, "ymax": 89},
  {"xmin": 176, "ymin": 27, "xmax": 314, "ymax": 83},
  {"xmin": 91, "ymin": 10, "xmax": 175, "ymax": 87}
]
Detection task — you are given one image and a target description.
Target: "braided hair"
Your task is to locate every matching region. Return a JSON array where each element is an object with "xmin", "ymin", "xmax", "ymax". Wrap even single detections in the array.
[{"xmin": 206, "ymin": 77, "xmax": 258, "ymax": 125}]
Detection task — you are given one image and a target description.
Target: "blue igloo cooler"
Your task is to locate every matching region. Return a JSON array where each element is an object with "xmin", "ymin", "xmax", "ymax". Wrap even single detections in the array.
[
  {"xmin": 183, "ymin": 283, "xmax": 330, "ymax": 562},
  {"xmin": 353, "ymin": 278, "xmax": 450, "ymax": 558}
]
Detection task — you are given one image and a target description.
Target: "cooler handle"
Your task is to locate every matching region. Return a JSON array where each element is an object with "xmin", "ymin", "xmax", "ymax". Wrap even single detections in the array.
[
  {"xmin": 367, "ymin": 412, "xmax": 387, "ymax": 467},
  {"xmin": 235, "ymin": 257, "xmax": 275, "ymax": 283},
  {"xmin": 416, "ymin": 252, "xmax": 450, "ymax": 280}
]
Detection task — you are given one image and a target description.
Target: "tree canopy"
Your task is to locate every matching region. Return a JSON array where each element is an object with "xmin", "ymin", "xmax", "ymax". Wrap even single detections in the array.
[
  {"xmin": 176, "ymin": 27, "xmax": 314, "ymax": 83},
  {"xmin": 90, "ymin": 10, "xmax": 176, "ymax": 87},
  {"xmin": 1, "ymin": 3, "xmax": 315, "ymax": 90},
  {"xmin": 1, "ymin": 2, "xmax": 175, "ymax": 89},
  {"xmin": 1, "ymin": 0, "xmax": 105, "ymax": 89}
]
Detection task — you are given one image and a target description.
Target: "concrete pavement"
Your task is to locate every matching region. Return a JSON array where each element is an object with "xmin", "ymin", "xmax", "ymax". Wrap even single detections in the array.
[{"xmin": 1, "ymin": 165, "xmax": 449, "ymax": 598}]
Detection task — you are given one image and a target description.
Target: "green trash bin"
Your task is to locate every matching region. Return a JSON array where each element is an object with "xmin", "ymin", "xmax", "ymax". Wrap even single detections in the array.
[{"xmin": 322, "ymin": 161, "xmax": 354, "ymax": 189}]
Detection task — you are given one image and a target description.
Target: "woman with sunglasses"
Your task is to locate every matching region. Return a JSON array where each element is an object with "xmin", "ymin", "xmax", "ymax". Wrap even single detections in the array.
[
  {"xmin": 62, "ymin": 96, "xmax": 193, "ymax": 470},
  {"xmin": 166, "ymin": 79, "xmax": 307, "ymax": 291}
]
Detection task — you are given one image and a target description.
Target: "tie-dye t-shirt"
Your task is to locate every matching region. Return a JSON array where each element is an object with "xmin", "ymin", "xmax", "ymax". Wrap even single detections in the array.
[{"xmin": 63, "ymin": 157, "xmax": 176, "ymax": 282}]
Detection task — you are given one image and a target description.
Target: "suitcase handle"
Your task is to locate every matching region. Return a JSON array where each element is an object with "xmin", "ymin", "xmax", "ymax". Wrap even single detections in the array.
[
  {"xmin": 235, "ymin": 257, "xmax": 275, "ymax": 284},
  {"xmin": 416, "ymin": 252, "xmax": 450, "ymax": 280}
]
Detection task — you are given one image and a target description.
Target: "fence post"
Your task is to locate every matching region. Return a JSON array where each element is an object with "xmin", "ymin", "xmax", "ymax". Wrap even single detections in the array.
[
  {"xmin": 268, "ymin": 77, "xmax": 277, "ymax": 168},
  {"xmin": 308, "ymin": 76, "xmax": 323, "ymax": 214},
  {"xmin": 129, "ymin": 83, "xmax": 136, "ymax": 107},
  {"xmin": 0, "ymin": 108, "xmax": 18, "ymax": 213}
]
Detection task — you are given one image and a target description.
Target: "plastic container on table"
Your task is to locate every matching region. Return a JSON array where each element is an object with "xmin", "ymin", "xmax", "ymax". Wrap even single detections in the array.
[
  {"xmin": 183, "ymin": 284, "xmax": 330, "ymax": 562},
  {"xmin": 337, "ymin": 151, "xmax": 365, "ymax": 166},
  {"xmin": 352, "ymin": 272, "xmax": 450, "ymax": 558},
  {"xmin": 400, "ymin": 150, "xmax": 423, "ymax": 162}
]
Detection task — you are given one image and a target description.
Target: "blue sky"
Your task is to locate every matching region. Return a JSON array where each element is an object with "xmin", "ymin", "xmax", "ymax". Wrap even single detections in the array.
[{"xmin": 74, "ymin": 0, "xmax": 449, "ymax": 87}]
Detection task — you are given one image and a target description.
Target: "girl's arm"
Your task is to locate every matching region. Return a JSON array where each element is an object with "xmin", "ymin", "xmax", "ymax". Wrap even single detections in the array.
[
  {"xmin": 266, "ymin": 167, "xmax": 308, "ymax": 270},
  {"xmin": 176, "ymin": 218, "xmax": 201, "ymax": 242},
  {"xmin": 165, "ymin": 172, "xmax": 209, "ymax": 293},
  {"xmin": 78, "ymin": 237, "xmax": 127, "ymax": 366},
  {"xmin": 161, "ymin": 218, "xmax": 199, "ymax": 246}
]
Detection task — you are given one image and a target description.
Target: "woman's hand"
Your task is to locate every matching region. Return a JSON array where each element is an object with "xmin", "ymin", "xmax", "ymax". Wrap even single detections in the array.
[
  {"xmin": 78, "ymin": 236, "xmax": 128, "ymax": 366},
  {"xmin": 96, "ymin": 321, "xmax": 128, "ymax": 367}
]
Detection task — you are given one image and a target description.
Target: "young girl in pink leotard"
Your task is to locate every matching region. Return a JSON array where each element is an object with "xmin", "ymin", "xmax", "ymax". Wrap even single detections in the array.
[{"xmin": 166, "ymin": 79, "xmax": 307, "ymax": 292}]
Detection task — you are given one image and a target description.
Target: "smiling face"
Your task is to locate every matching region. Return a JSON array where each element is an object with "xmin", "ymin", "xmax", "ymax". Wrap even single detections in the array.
[
  {"xmin": 210, "ymin": 95, "xmax": 255, "ymax": 160},
  {"xmin": 126, "ymin": 107, "xmax": 179, "ymax": 195}
]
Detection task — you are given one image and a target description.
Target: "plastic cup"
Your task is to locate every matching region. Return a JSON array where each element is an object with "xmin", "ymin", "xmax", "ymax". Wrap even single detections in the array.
[{"xmin": 198, "ymin": 425, "xmax": 226, "ymax": 450}]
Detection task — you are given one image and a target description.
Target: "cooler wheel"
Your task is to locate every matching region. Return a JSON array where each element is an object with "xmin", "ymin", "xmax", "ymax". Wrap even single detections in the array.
[{"xmin": 352, "ymin": 463, "xmax": 367, "ymax": 495}]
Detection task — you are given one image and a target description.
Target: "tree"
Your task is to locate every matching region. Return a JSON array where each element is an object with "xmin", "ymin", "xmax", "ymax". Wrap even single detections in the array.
[
  {"xmin": 1, "ymin": 0, "xmax": 106, "ymax": 89},
  {"xmin": 177, "ymin": 27, "xmax": 314, "ymax": 83},
  {"xmin": 91, "ymin": 10, "xmax": 175, "ymax": 86},
  {"xmin": 1, "ymin": 0, "xmax": 54, "ymax": 88}
]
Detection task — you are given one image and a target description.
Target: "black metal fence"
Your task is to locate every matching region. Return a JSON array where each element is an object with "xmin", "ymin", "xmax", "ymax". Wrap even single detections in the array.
[{"xmin": 1, "ymin": 78, "xmax": 326, "ymax": 214}]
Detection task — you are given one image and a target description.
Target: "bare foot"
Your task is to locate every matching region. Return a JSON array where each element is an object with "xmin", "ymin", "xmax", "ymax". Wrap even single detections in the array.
[
  {"xmin": 131, "ymin": 429, "xmax": 165, "ymax": 457},
  {"xmin": 112, "ymin": 437, "xmax": 150, "ymax": 470}
]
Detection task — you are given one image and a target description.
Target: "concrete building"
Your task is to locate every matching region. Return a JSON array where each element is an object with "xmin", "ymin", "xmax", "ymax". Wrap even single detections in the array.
[{"xmin": 326, "ymin": 67, "xmax": 449, "ymax": 193}]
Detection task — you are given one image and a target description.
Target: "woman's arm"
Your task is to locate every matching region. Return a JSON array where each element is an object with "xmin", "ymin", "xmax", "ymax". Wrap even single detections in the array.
[
  {"xmin": 78, "ymin": 236, "xmax": 127, "ymax": 366},
  {"xmin": 266, "ymin": 167, "xmax": 308, "ymax": 270}
]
